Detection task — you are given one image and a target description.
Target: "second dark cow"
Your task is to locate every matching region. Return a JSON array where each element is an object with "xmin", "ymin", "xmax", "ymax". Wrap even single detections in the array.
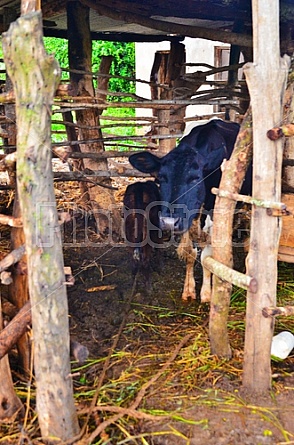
[
  {"xmin": 123, "ymin": 180, "xmax": 162, "ymax": 289},
  {"xmin": 129, "ymin": 119, "xmax": 251, "ymax": 301}
]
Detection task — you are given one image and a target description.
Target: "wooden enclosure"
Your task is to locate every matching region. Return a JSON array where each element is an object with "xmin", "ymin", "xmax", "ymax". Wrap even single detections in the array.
[
  {"xmin": 0, "ymin": 50, "xmax": 293, "ymax": 255},
  {"xmin": 0, "ymin": 1, "xmax": 294, "ymax": 440}
]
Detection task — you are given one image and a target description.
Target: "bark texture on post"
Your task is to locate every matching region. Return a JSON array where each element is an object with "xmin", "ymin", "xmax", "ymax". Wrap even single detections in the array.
[
  {"xmin": 242, "ymin": 0, "xmax": 289, "ymax": 393},
  {"xmin": 150, "ymin": 43, "xmax": 186, "ymax": 154},
  {"xmin": 67, "ymin": 1, "xmax": 121, "ymax": 238},
  {"xmin": 2, "ymin": 11, "xmax": 79, "ymax": 440},
  {"xmin": 96, "ymin": 55, "xmax": 114, "ymax": 109},
  {"xmin": 209, "ymin": 109, "xmax": 253, "ymax": 358}
]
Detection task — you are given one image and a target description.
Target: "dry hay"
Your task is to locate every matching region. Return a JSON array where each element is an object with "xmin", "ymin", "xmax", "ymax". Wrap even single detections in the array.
[
  {"xmin": 2, "ymin": 265, "xmax": 294, "ymax": 444},
  {"xmin": 1, "ymin": 168, "xmax": 294, "ymax": 444}
]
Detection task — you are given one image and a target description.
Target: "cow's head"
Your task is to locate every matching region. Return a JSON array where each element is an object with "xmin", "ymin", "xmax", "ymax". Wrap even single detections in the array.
[
  {"xmin": 129, "ymin": 119, "xmax": 240, "ymax": 234},
  {"xmin": 129, "ymin": 144, "xmax": 206, "ymax": 233}
]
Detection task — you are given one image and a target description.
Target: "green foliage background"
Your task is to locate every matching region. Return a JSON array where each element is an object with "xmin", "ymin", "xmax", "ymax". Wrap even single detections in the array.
[
  {"xmin": 43, "ymin": 37, "xmax": 135, "ymax": 96},
  {"xmin": 1, "ymin": 36, "xmax": 136, "ymax": 95},
  {"xmin": 0, "ymin": 37, "xmax": 137, "ymax": 143}
]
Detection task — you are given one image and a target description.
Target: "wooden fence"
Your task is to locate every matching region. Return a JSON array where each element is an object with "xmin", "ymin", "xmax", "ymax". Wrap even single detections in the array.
[{"xmin": 0, "ymin": 59, "xmax": 248, "ymax": 187}]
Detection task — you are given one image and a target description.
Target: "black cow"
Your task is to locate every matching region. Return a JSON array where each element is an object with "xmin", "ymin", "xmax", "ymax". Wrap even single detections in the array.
[
  {"xmin": 123, "ymin": 180, "xmax": 162, "ymax": 290},
  {"xmin": 129, "ymin": 119, "xmax": 251, "ymax": 301},
  {"xmin": 130, "ymin": 119, "xmax": 244, "ymax": 233}
]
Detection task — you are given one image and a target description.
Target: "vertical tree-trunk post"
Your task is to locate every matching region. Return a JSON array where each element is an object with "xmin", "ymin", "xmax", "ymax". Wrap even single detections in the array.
[
  {"xmin": 150, "ymin": 43, "xmax": 186, "ymax": 154},
  {"xmin": 225, "ymin": 43, "xmax": 241, "ymax": 121},
  {"xmin": 96, "ymin": 55, "xmax": 114, "ymax": 109},
  {"xmin": 2, "ymin": 11, "xmax": 80, "ymax": 440},
  {"xmin": 150, "ymin": 51, "xmax": 170, "ymax": 154},
  {"xmin": 209, "ymin": 109, "xmax": 253, "ymax": 357},
  {"xmin": 67, "ymin": 1, "xmax": 121, "ymax": 239},
  {"xmin": 242, "ymin": 0, "xmax": 289, "ymax": 392},
  {"xmin": 165, "ymin": 42, "xmax": 186, "ymax": 146}
]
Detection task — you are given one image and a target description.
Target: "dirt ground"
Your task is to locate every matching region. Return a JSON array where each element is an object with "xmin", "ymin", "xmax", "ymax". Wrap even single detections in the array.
[
  {"xmin": 60, "ymin": 205, "xmax": 294, "ymax": 445},
  {"xmin": 1, "ymin": 173, "xmax": 294, "ymax": 444}
]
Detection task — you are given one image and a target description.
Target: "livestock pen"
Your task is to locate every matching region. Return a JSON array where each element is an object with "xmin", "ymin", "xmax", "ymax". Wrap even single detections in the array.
[{"xmin": 0, "ymin": 0, "xmax": 294, "ymax": 443}]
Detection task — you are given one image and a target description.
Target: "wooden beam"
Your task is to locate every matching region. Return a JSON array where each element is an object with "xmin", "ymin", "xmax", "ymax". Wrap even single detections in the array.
[
  {"xmin": 43, "ymin": 27, "xmax": 185, "ymax": 42},
  {"xmin": 81, "ymin": 0, "xmax": 253, "ymax": 47}
]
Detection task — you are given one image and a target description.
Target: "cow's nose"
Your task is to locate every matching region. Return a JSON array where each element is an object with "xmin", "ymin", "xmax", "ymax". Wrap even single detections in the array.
[{"xmin": 159, "ymin": 216, "xmax": 181, "ymax": 232}]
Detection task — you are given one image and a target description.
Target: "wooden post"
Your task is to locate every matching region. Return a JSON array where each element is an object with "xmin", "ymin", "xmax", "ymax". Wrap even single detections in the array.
[
  {"xmin": 157, "ymin": 108, "xmax": 172, "ymax": 154},
  {"xmin": 67, "ymin": 1, "xmax": 121, "ymax": 239},
  {"xmin": 242, "ymin": 0, "xmax": 289, "ymax": 393},
  {"xmin": 209, "ymin": 109, "xmax": 253, "ymax": 357},
  {"xmin": 2, "ymin": 11, "xmax": 80, "ymax": 439},
  {"xmin": 150, "ymin": 43, "xmax": 186, "ymax": 154},
  {"xmin": 150, "ymin": 50, "xmax": 173, "ymax": 154},
  {"xmin": 96, "ymin": 55, "xmax": 114, "ymax": 109}
]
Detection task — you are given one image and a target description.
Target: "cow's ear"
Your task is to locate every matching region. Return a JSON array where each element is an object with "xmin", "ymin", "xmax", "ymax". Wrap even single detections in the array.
[{"xmin": 129, "ymin": 152, "xmax": 161, "ymax": 174}]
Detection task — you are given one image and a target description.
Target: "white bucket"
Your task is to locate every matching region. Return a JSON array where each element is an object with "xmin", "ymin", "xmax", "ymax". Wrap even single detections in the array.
[{"xmin": 271, "ymin": 331, "xmax": 294, "ymax": 359}]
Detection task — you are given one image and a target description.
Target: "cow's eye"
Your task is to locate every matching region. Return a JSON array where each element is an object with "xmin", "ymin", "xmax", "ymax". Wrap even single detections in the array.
[{"xmin": 188, "ymin": 176, "xmax": 200, "ymax": 184}]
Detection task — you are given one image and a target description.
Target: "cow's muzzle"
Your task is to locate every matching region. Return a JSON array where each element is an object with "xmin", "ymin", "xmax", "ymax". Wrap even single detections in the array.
[{"xmin": 159, "ymin": 216, "xmax": 183, "ymax": 233}]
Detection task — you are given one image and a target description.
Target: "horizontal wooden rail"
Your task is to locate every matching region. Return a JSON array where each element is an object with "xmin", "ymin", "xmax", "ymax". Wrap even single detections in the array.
[
  {"xmin": 212, "ymin": 187, "xmax": 286, "ymax": 210},
  {"xmin": 54, "ymin": 98, "xmax": 239, "ymax": 111},
  {"xmin": 61, "ymin": 150, "xmax": 144, "ymax": 160},
  {"xmin": 202, "ymin": 256, "xmax": 257, "ymax": 292},
  {"xmin": 262, "ymin": 306, "xmax": 294, "ymax": 318},
  {"xmin": 53, "ymin": 169, "xmax": 150, "ymax": 182}
]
